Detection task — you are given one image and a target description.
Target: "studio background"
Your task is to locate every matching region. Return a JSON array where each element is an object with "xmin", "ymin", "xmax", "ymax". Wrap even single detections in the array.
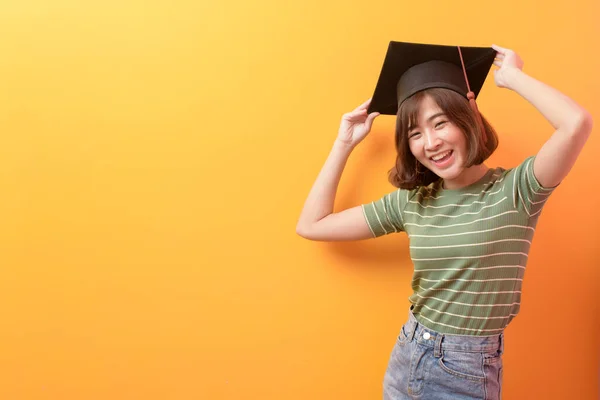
[{"xmin": 0, "ymin": 0, "xmax": 598, "ymax": 399}]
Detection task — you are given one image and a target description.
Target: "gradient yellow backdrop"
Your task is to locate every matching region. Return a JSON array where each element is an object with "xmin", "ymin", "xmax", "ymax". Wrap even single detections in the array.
[{"xmin": 0, "ymin": 0, "xmax": 598, "ymax": 399}]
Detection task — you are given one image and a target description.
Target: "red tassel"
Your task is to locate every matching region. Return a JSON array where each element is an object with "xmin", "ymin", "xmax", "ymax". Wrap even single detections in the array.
[
  {"xmin": 458, "ymin": 46, "xmax": 487, "ymax": 146},
  {"xmin": 467, "ymin": 91, "xmax": 487, "ymax": 145}
]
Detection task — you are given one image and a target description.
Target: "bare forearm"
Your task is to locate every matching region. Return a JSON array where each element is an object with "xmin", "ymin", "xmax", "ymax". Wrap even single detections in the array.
[
  {"xmin": 501, "ymin": 66, "xmax": 592, "ymax": 188},
  {"xmin": 296, "ymin": 140, "xmax": 354, "ymax": 229},
  {"xmin": 504, "ymin": 69, "xmax": 591, "ymax": 133}
]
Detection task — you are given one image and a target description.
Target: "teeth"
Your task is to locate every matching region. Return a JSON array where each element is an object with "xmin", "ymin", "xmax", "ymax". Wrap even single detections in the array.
[{"xmin": 431, "ymin": 150, "xmax": 451, "ymax": 161}]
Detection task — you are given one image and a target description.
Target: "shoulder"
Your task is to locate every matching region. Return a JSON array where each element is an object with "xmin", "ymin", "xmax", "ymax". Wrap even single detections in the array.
[{"xmin": 489, "ymin": 156, "xmax": 536, "ymax": 184}]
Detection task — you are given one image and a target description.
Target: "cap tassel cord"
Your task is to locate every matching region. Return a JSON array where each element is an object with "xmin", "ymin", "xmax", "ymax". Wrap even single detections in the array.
[{"xmin": 457, "ymin": 46, "xmax": 487, "ymax": 144}]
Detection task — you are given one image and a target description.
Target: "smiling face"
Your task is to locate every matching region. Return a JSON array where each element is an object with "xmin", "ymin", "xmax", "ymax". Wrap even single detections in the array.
[
  {"xmin": 388, "ymin": 88, "xmax": 499, "ymax": 190},
  {"xmin": 407, "ymin": 95, "xmax": 470, "ymax": 183}
]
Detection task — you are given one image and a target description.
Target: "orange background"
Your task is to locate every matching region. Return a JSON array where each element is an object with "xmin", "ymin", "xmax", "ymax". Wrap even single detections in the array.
[{"xmin": 0, "ymin": 0, "xmax": 598, "ymax": 399}]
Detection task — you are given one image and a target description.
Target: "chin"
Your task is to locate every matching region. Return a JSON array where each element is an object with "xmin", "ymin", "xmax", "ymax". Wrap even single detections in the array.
[{"xmin": 428, "ymin": 165, "xmax": 464, "ymax": 181}]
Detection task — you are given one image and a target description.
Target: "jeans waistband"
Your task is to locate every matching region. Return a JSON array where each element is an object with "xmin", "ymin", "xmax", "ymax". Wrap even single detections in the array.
[{"xmin": 405, "ymin": 309, "xmax": 504, "ymax": 356}]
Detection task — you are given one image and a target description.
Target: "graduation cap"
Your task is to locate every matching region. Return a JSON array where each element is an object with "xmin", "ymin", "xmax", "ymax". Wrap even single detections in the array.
[{"xmin": 367, "ymin": 41, "xmax": 496, "ymax": 140}]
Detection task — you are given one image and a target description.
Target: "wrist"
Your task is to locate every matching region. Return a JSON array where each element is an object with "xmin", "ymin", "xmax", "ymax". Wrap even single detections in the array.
[
  {"xmin": 503, "ymin": 68, "xmax": 526, "ymax": 90},
  {"xmin": 333, "ymin": 139, "xmax": 355, "ymax": 153}
]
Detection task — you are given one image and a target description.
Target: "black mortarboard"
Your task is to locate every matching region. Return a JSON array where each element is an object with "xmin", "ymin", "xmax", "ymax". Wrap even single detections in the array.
[{"xmin": 367, "ymin": 41, "xmax": 496, "ymax": 116}]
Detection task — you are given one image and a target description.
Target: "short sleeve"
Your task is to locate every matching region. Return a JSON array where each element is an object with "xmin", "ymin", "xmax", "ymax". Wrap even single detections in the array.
[
  {"xmin": 507, "ymin": 156, "xmax": 558, "ymax": 217},
  {"xmin": 361, "ymin": 189, "xmax": 407, "ymax": 237}
]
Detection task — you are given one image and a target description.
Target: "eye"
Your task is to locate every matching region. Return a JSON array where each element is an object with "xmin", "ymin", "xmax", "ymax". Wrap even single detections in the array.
[
  {"xmin": 408, "ymin": 132, "xmax": 421, "ymax": 139},
  {"xmin": 435, "ymin": 120, "xmax": 447, "ymax": 129}
]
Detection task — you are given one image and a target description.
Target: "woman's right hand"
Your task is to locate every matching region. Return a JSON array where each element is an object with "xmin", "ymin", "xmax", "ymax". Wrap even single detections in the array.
[{"xmin": 337, "ymin": 98, "xmax": 380, "ymax": 148}]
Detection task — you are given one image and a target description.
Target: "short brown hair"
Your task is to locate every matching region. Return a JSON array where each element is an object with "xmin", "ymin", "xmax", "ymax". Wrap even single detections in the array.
[{"xmin": 388, "ymin": 88, "xmax": 499, "ymax": 190}]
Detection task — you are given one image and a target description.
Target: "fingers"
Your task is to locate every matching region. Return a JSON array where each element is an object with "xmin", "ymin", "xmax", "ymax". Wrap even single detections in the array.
[
  {"xmin": 364, "ymin": 112, "xmax": 380, "ymax": 131},
  {"xmin": 344, "ymin": 100, "xmax": 378, "ymax": 125},
  {"xmin": 353, "ymin": 98, "xmax": 372, "ymax": 112},
  {"xmin": 349, "ymin": 109, "xmax": 368, "ymax": 120},
  {"xmin": 342, "ymin": 110, "xmax": 366, "ymax": 124},
  {"xmin": 492, "ymin": 44, "xmax": 506, "ymax": 54},
  {"xmin": 367, "ymin": 112, "xmax": 380, "ymax": 123},
  {"xmin": 493, "ymin": 49, "xmax": 504, "ymax": 67}
]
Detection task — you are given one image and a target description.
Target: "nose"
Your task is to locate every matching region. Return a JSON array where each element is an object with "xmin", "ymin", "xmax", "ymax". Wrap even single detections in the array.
[{"xmin": 424, "ymin": 131, "xmax": 442, "ymax": 151}]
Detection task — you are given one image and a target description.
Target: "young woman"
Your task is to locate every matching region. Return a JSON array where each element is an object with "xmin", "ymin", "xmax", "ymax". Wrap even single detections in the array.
[{"xmin": 296, "ymin": 42, "xmax": 593, "ymax": 399}]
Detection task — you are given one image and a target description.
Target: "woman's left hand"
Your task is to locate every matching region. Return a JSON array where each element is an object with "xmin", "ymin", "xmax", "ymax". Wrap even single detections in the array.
[{"xmin": 492, "ymin": 44, "xmax": 524, "ymax": 89}]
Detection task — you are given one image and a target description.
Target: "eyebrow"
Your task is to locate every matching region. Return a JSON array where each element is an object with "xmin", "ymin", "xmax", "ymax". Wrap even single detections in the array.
[{"xmin": 408, "ymin": 112, "xmax": 446, "ymax": 131}]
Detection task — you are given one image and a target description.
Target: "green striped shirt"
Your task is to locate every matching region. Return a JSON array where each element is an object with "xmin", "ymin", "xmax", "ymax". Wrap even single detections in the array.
[{"xmin": 362, "ymin": 156, "xmax": 556, "ymax": 336}]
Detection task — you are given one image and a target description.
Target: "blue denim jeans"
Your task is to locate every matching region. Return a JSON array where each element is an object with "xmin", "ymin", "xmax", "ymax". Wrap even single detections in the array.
[{"xmin": 383, "ymin": 309, "xmax": 504, "ymax": 400}]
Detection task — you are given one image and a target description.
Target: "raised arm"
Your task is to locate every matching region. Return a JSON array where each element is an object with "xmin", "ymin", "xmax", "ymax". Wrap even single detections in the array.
[
  {"xmin": 492, "ymin": 44, "xmax": 593, "ymax": 188},
  {"xmin": 296, "ymin": 99, "xmax": 380, "ymax": 241}
]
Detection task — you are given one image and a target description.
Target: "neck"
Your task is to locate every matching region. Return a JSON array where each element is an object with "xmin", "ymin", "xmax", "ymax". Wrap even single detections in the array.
[{"xmin": 442, "ymin": 164, "xmax": 489, "ymax": 190}]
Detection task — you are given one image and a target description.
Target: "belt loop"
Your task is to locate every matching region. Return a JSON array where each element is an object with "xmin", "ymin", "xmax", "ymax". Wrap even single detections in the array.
[
  {"xmin": 408, "ymin": 320, "xmax": 417, "ymax": 342},
  {"xmin": 434, "ymin": 334, "xmax": 443, "ymax": 358},
  {"xmin": 499, "ymin": 333, "xmax": 504, "ymax": 356},
  {"xmin": 407, "ymin": 307, "xmax": 417, "ymax": 342}
]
